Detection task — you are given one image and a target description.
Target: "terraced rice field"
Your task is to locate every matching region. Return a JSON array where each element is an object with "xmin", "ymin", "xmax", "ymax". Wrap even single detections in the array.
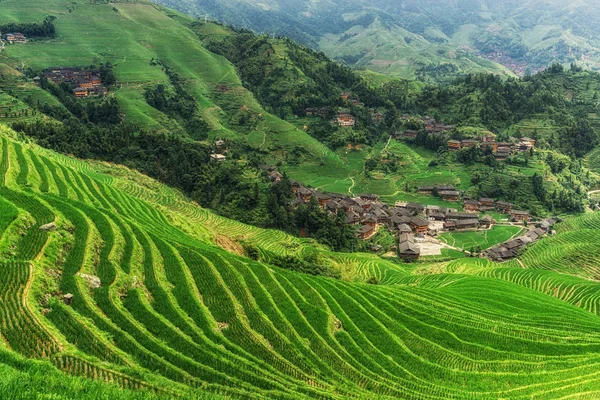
[
  {"xmin": 2, "ymin": 126, "xmax": 600, "ymax": 398},
  {"xmin": 439, "ymin": 225, "xmax": 525, "ymax": 251}
]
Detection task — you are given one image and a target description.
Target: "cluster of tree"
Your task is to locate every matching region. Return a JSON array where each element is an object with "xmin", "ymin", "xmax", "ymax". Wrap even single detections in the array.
[
  {"xmin": 34, "ymin": 82, "xmax": 121, "ymax": 126},
  {"xmin": 145, "ymin": 61, "xmax": 210, "ymax": 140},
  {"xmin": 12, "ymin": 110, "xmax": 357, "ymax": 252},
  {"xmin": 0, "ymin": 16, "xmax": 56, "ymax": 38},
  {"xmin": 200, "ymin": 28, "xmax": 382, "ymax": 119}
]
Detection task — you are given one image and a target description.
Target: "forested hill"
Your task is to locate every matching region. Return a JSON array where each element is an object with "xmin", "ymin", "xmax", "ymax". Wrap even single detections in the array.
[
  {"xmin": 2, "ymin": 0, "xmax": 600, "ymax": 225},
  {"xmin": 155, "ymin": 0, "xmax": 600, "ymax": 81}
]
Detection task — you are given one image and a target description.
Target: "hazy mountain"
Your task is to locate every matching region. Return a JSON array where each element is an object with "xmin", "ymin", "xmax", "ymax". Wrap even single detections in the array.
[{"xmin": 156, "ymin": 0, "xmax": 600, "ymax": 79}]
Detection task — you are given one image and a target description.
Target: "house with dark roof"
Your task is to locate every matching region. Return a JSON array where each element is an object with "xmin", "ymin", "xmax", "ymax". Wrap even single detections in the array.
[
  {"xmin": 406, "ymin": 203, "xmax": 426, "ymax": 215},
  {"xmin": 409, "ymin": 217, "xmax": 429, "ymax": 234},
  {"xmin": 479, "ymin": 198, "xmax": 495, "ymax": 209},
  {"xmin": 399, "ymin": 234, "xmax": 420, "ymax": 260},
  {"xmin": 297, "ymin": 187, "xmax": 313, "ymax": 202},
  {"xmin": 446, "ymin": 212, "xmax": 477, "ymax": 220},
  {"xmin": 479, "ymin": 215, "xmax": 493, "ymax": 228},
  {"xmin": 456, "ymin": 219, "xmax": 479, "ymax": 230},
  {"xmin": 444, "ymin": 221, "xmax": 457, "ymax": 231},
  {"xmin": 360, "ymin": 193, "xmax": 380, "ymax": 202},
  {"xmin": 463, "ymin": 200, "xmax": 481, "ymax": 212},
  {"xmin": 313, "ymin": 192, "xmax": 332, "ymax": 207},
  {"xmin": 358, "ymin": 224, "xmax": 376, "ymax": 240},
  {"xmin": 439, "ymin": 191, "xmax": 460, "ymax": 202},
  {"xmin": 510, "ymin": 210, "xmax": 530, "ymax": 222},
  {"xmin": 398, "ymin": 223, "xmax": 412, "ymax": 234},
  {"xmin": 447, "ymin": 140, "xmax": 462, "ymax": 151},
  {"xmin": 495, "ymin": 201, "xmax": 513, "ymax": 213}
]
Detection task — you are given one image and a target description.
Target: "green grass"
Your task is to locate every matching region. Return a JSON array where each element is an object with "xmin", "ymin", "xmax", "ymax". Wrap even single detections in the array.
[
  {"xmin": 4, "ymin": 2, "xmax": 600, "ymax": 399},
  {"xmin": 4, "ymin": 121, "xmax": 600, "ymax": 398},
  {"xmin": 439, "ymin": 224, "xmax": 525, "ymax": 250}
]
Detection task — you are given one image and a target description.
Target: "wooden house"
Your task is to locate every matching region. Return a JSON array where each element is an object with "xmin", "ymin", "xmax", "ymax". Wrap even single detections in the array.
[
  {"xmin": 210, "ymin": 154, "xmax": 227, "ymax": 162},
  {"xmin": 479, "ymin": 215, "xmax": 493, "ymax": 228},
  {"xmin": 73, "ymin": 88, "xmax": 89, "ymax": 98},
  {"xmin": 446, "ymin": 212, "xmax": 477, "ymax": 220},
  {"xmin": 479, "ymin": 198, "xmax": 495, "ymax": 209},
  {"xmin": 362, "ymin": 216, "xmax": 378, "ymax": 227},
  {"xmin": 444, "ymin": 221, "xmax": 457, "ymax": 231},
  {"xmin": 360, "ymin": 193, "xmax": 380, "ymax": 203},
  {"xmin": 4, "ymin": 33, "xmax": 27, "ymax": 44},
  {"xmin": 268, "ymin": 171, "xmax": 283, "ymax": 182},
  {"xmin": 510, "ymin": 210, "xmax": 530, "ymax": 222},
  {"xmin": 409, "ymin": 217, "xmax": 429, "ymax": 234},
  {"xmin": 436, "ymin": 185, "xmax": 456, "ymax": 192},
  {"xmin": 461, "ymin": 139, "xmax": 477, "ymax": 148},
  {"xmin": 398, "ymin": 223, "xmax": 412, "ymax": 234},
  {"xmin": 418, "ymin": 186, "xmax": 435, "ymax": 195},
  {"xmin": 463, "ymin": 200, "xmax": 481, "ymax": 213},
  {"xmin": 405, "ymin": 203, "xmax": 425, "ymax": 215},
  {"xmin": 336, "ymin": 111, "xmax": 355, "ymax": 127},
  {"xmin": 313, "ymin": 192, "xmax": 332, "ymax": 207},
  {"xmin": 290, "ymin": 180, "xmax": 302, "ymax": 194},
  {"xmin": 403, "ymin": 130, "xmax": 418, "ymax": 139},
  {"xmin": 346, "ymin": 210, "xmax": 361, "ymax": 225},
  {"xmin": 447, "ymin": 140, "xmax": 462, "ymax": 151},
  {"xmin": 358, "ymin": 224, "xmax": 376, "ymax": 240},
  {"xmin": 440, "ymin": 190, "xmax": 460, "ymax": 202},
  {"xmin": 456, "ymin": 219, "xmax": 479, "ymax": 230},
  {"xmin": 495, "ymin": 201, "xmax": 513, "ymax": 213},
  {"xmin": 520, "ymin": 137, "xmax": 536, "ymax": 148},
  {"xmin": 399, "ymin": 234, "xmax": 420, "ymax": 260},
  {"xmin": 297, "ymin": 187, "xmax": 313, "ymax": 202}
]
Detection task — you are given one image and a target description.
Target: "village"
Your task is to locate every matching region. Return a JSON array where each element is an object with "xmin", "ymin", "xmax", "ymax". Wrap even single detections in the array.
[
  {"xmin": 37, "ymin": 67, "xmax": 108, "ymax": 98},
  {"xmin": 259, "ymin": 165, "xmax": 553, "ymax": 262}
]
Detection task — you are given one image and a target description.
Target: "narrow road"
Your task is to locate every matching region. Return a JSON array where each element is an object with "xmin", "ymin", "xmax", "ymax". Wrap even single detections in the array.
[
  {"xmin": 348, "ymin": 176, "xmax": 356, "ymax": 197},
  {"xmin": 382, "ymin": 135, "xmax": 392, "ymax": 152}
]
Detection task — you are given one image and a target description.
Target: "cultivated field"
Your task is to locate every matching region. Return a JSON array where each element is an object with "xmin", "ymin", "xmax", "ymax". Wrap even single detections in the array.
[
  {"xmin": 439, "ymin": 224, "xmax": 525, "ymax": 250},
  {"xmin": 2, "ymin": 122, "xmax": 600, "ymax": 398}
]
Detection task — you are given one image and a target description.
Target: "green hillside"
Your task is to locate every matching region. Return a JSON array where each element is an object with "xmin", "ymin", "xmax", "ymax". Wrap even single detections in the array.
[
  {"xmin": 155, "ymin": 0, "xmax": 600, "ymax": 80},
  {"xmin": 0, "ymin": 0, "xmax": 345, "ymax": 170},
  {"xmin": 3, "ymin": 124, "xmax": 600, "ymax": 398},
  {"xmin": 5, "ymin": 2, "xmax": 600, "ymax": 398}
]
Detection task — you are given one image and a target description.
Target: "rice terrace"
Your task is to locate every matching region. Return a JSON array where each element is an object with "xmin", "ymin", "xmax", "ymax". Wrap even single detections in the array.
[{"xmin": 2, "ymin": 0, "xmax": 600, "ymax": 399}]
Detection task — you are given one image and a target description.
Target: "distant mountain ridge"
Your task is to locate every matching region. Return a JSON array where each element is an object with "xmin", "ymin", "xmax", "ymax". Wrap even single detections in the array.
[{"xmin": 155, "ymin": 0, "xmax": 600, "ymax": 80}]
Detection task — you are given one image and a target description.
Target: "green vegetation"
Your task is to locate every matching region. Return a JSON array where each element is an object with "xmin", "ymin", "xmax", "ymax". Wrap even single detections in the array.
[
  {"xmin": 439, "ymin": 225, "xmax": 524, "ymax": 251},
  {"xmin": 156, "ymin": 0, "xmax": 600, "ymax": 81},
  {"xmin": 3, "ymin": 124, "xmax": 600, "ymax": 398},
  {"xmin": 5, "ymin": 3, "xmax": 600, "ymax": 397}
]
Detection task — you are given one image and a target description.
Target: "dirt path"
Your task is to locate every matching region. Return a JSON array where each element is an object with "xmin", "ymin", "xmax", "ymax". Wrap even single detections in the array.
[
  {"xmin": 382, "ymin": 135, "xmax": 392, "ymax": 152},
  {"xmin": 260, "ymin": 130, "xmax": 266, "ymax": 149},
  {"xmin": 348, "ymin": 176, "xmax": 356, "ymax": 197}
]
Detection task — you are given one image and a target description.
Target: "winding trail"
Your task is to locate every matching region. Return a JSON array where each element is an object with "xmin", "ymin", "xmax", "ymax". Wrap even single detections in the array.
[
  {"xmin": 348, "ymin": 176, "xmax": 356, "ymax": 197},
  {"xmin": 382, "ymin": 135, "xmax": 392, "ymax": 152}
]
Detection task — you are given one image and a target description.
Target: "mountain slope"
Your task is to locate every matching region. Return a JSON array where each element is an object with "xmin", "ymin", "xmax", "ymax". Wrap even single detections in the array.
[
  {"xmin": 156, "ymin": 0, "xmax": 600, "ymax": 79},
  {"xmin": 4, "ymin": 112, "xmax": 600, "ymax": 398},
  {"xmin": 0, "ymin": 0, "xmax": 346, "ymax": 171}
]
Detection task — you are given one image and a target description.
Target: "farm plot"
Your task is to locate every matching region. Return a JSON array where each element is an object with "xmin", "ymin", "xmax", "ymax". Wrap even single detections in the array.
[
  {"xmin": 439, "ymin": 225, "xmax": 524, "ymax": 250},
  {"xmin": 3, "ymin": 123, "xmax": 600, "ymax": 399}
]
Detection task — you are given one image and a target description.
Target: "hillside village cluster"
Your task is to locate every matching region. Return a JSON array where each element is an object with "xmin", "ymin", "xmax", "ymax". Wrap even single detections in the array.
[
  {"xmin": 397, "ymin": 115, "xmax": 536, "ymax": 160},
  {"xmin": 305, "ymin": 92, "xmax": 536, "ymax": 161},
  {"xmin": 260, "ymin": 165, "xmax": 551, "ymax": 261},
  {"xmin": 0, "ymin": 32, "xmax": 28, "ymax": 52},
  {"xmin": 36, "ymin": 67, "xmax": 108, "ymax": 98}
]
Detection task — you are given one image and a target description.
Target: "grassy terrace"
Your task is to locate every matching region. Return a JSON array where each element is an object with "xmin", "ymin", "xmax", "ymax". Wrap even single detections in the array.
[
  {"xmin": 439, "ymin": 225, "xmax": 525, "ymax": 251},
  {"xmin": 3, "ymin": 122, "xmax": 600, "ymax": 398}
]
